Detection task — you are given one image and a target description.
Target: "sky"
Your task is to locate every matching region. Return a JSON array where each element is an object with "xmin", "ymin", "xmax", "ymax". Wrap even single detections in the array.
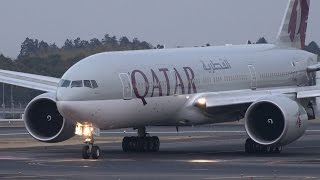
[{"xmin": 0, "ymin": 0, "xmax": 319, "ymax": 58}]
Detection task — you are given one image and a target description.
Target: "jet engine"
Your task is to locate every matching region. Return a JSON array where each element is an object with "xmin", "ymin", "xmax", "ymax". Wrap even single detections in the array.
[
  {"xmin": 24, "ymin": 93, "xmax": 75, "ymax": 143},
  {"xmin": 245, "ymin": 96, "xmax": 308, "ymax": 146}
]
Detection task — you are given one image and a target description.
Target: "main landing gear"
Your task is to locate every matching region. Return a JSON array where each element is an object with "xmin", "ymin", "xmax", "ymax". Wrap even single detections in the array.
[
  {"xmin": 245, "ymin": 138, "xmax": 282, "ymax": 154},
  {"xmin": 75, "ymin": 123, "xmax": 101, "ymax": 159},
  {"xmin": 122, "ymin": 127, "xmax": 160, "ymax": 152}
]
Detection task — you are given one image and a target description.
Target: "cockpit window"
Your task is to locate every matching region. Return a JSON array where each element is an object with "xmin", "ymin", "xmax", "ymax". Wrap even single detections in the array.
[
  {"xmin": 59, "ymin": 79, "xmax": 71, "ymax": 87},
  {"xmin": 59, "ymin": 80, "xmax": 64, "ymax": 87},
  {"xmin": 71, "ymin": 80, "xmax": 83, "ymax": 88},
  {"xmin": 83, "ymin": 80, "xmax": 92, "ymax": 88},
  {"xmin": 91, "ymin": 80, "xmax": 98, "ymax": 89},
  {"xmin": 62, "ymin": 80, "xmax": 70, "ymax": 87}
]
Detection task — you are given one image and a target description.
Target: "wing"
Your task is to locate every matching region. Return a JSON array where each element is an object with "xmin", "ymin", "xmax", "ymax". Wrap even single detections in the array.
[
  {"xmin": 190, "ymin": 86, "xmax": 320, "ymax": 109},
  {"xmin": 0, "ymin": 70, "xmax": 59, "ymax": 93},
  {"xmin": 175, "ymin": 85, "xmax": 320, "ymax": 125},
  {"xmin": 194, "ymin": 86, "xmax": 320, "ymax": 108}
]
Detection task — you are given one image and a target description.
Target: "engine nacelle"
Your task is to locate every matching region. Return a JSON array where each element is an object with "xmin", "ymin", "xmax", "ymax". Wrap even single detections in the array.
[
  {"xmin": 24, "ymin": 93, "xmax": 75, "ymax": 143},
  {"xmin": 245, "ymin": 96, "xmax": 308, "ymax": 146}
]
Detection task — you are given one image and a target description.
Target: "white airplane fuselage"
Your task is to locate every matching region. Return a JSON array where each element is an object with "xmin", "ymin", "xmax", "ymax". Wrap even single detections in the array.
[{"xmin": 56, "ymin": 44, "xmax": 317, "ymax": 130}]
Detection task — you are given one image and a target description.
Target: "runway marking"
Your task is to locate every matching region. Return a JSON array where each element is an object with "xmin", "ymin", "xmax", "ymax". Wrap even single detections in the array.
[
  {"xmin": 204, "ymin": 176, "xmax": 317, "ymax": 180},
  {"xmin": 0, "ymin": 129, "xmax": 320, "ymax": 137},
  {"xmin": 306, "ymin": 130, "xmax": 320, "ymax": 132},
  {"xmin": 192, "ymin": 168, "xmax": 208, "ymax": 171},
  {"xmin": 101, "ymin": 131, "xmax": 247, "ymax": 134},
  {"xmin": 0, "ymin": 156, "xmax": 30, "ymax": 160},
  {"xmin": 0, "ymin": 132, "xmax": 28, "ymax": 136},
  {"xmin": 99, "ymin": 129, "xmax": 320, "ymax": 134},
  {"xmin": 155, "ymin": 159, "xmax": 225, "ymax": 164},
  {"xmin": 287, "ymin": 145, "xmax": 320, "ymax": 149}
]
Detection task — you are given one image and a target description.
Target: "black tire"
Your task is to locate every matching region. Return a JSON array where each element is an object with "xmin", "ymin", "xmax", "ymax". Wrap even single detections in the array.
[
  {"xmin": 82, "ymin": 145, "xmax": 90, "ymax": 159},
  {"xmin": 137, "ymin": 137, "xmax": 144, "ymax": 152},
  {"xmin": 152, "ymin": 136, "xmax": 160, "ymax": 152},
  {"xmin": 254, "ymin": 143, "xmax": 262, "ymax": 153},
  {"xmin": 127, "ymin": 137, "xmax": 133, "ymax": 152},
  {"xmin": 146, "ymin": 137, "xmax": 153, "ymax": 152},
  {"xmin": 261, "ymin": 145, "xmax": 268, "ymax": 153},
  {"xmin": 129, "ymin": 137, "xmax": 137, "ymax": 152},
  {"xmin": 266, "ymin": 146, "xmax": 272, "ymax": 153},
  {"xmin": 122, "ymin": 137, "xmax": 129, "ymax": 152},
  {"xmin": 92, "ymin": 146, "xmax": 100, "ymax": 159},
  {"xmin": 274, "ymin": 146, "xmax": 282, "ymax": 153},
  {"xmin": 142, "ymin": 138, "xmax": 149, "ymax": 152}
]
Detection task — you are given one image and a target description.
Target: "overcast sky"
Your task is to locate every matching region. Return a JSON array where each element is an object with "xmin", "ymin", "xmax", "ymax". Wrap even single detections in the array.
[{"xmin": 0, "ymin": 0, "xmax": 319, "ymax": 58}]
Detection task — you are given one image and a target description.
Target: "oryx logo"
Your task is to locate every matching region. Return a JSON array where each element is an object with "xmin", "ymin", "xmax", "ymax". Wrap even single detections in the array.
[{"xmin": 288, "ymin": 0, "xmax": 310, "ymax": 48}]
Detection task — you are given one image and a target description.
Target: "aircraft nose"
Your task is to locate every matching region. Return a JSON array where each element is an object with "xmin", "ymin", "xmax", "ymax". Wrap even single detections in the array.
[
  {"xmin": 56, "ymin": 100, "xmax": 79, "ymax": 123},
  {"xmin": 56, "ymin": 87, "xmax": 67, "ymax": 102}
]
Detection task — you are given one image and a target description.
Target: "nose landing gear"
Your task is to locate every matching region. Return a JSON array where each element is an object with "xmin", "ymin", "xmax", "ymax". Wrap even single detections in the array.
[
  {"xmin": 82, "ymin": 138, "xmax": 101, "ymax": 159},
  {"xmin": 75, "ymin": 123, "xmax": 101, "ymax": 159}
]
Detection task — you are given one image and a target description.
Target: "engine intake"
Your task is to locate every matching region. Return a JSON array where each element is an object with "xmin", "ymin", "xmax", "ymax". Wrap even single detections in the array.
[
  {"xmin": 245, "ymin": 96, "xmax": 308, "ymax": 146},
  {"xmin": 24, "ymin": 93, "xmax": 75, "ymax": 143}
]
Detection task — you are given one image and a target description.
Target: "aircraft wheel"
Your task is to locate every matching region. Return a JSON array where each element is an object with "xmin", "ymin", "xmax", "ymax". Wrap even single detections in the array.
[
  {"xmin": 152, "ymin": 136, "xmax": 160, "ymax": 152},
  {"xmin": 122, "ymin": 137, "xmax": 129, "ymax": 152},
  {"xmin": 82, "ymin": 145, "xmax": 90, "ymax": 159},
  {"xmin": 274, "ymin": 146, "xmax": 282, "ymax": 153},
  {"xmin": 142, "ymin": 138, "xmax": 149, "ymax": 152},
  {"xmin": 137, "ymin": 137, "xmax": 144, "ymax": 152},
  {"xmin": 91, "ymin": 146, "xmax": 100, "ymax": 159}
]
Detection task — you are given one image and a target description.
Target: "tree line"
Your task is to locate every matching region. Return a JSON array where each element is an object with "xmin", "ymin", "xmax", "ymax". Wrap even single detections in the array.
[
  {"xmin": 0, "ymin": 34, "xmax": 153, "ymax": 106},
  {"xmin": 254, "ymin": 37, "xmax": 320, "ymax": 58},
  {"xmin": 0, "ymin": 36, "xmax": 319, "ymax": 107}
]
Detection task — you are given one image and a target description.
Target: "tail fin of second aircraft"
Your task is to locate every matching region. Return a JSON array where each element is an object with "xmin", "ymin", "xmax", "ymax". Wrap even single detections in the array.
[{"xmin": 276, "ymin": 0, "xmax": 310, "ymax": 49}]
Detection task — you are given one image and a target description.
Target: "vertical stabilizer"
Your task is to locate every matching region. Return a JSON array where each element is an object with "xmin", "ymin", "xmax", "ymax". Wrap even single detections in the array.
[{"xmin": 276, "ymin": 0, "xmax": 310, "ymax": 49}]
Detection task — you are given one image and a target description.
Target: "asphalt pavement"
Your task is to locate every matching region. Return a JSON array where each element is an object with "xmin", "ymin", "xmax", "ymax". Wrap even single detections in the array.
[{"xmin": 0, "ymin": 123, "xmax": 320, "ymax": 179}]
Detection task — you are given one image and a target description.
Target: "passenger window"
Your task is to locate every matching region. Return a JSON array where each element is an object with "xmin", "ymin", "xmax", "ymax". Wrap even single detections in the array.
[
  {"xmin": 84, "ymin": 80, "xmax": 92, "ymax": 88},
  {"xmin": 71, "ymin": 80, "xmax": 83, "ymax": 88},
  {"xmin": 91, "ymin": 80, "xmax": 98, "ymax": 89}
]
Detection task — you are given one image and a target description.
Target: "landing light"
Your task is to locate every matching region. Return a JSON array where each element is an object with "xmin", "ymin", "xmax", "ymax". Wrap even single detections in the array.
[
  {"xmin": 75, "ymin": 123, "xmax": 92, "ymax": 137},
  {"xmin": 83, "ymin": 126, "xmax": 92, "ymax": 137},
  {"xmin": 195, "ymin": 97, "xmax": 207, "ymax": 108},
  {"xmin": 75, "ymin": 123, "xmax": 100, "ymax": 137},
  {"xmin": 75, "ymin": 123, "xmax": 95, "ymax": 137}
]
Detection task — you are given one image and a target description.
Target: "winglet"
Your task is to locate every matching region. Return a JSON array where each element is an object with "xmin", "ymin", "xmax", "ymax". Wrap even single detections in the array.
[{"xmin": 276, "ymin": 0, "xmax": 310, "ymax": 49}]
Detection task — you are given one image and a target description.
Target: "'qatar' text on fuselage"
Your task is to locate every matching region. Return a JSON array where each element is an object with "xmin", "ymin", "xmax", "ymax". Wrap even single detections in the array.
[{"xmin": 131, "ymin": 67, "xmax": 197, "ymax": 105}]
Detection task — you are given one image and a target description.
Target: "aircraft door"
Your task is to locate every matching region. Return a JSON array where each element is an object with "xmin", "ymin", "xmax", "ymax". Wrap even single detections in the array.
[
  {"xmin": 119, "ymin": 73, "xmax": 132, "ymax": 100},
  {"xmin": 294, "ymin": 61, "xmax": 306, "ymax": 86},
  {"xmin": 248, "ymin": 65, "xmax": 257, "ymax": 90}
]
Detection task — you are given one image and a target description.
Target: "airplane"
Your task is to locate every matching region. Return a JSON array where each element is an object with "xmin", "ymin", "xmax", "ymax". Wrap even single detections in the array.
[{"xmin": 0, "ymin": 0, "xmax": 318, "ymax": 159}]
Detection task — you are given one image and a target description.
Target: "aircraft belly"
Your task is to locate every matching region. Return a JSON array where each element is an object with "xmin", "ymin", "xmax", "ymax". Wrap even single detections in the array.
[{"xmin": 57, "ymin": 96, "xmax": 188, "ymax": 130}]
